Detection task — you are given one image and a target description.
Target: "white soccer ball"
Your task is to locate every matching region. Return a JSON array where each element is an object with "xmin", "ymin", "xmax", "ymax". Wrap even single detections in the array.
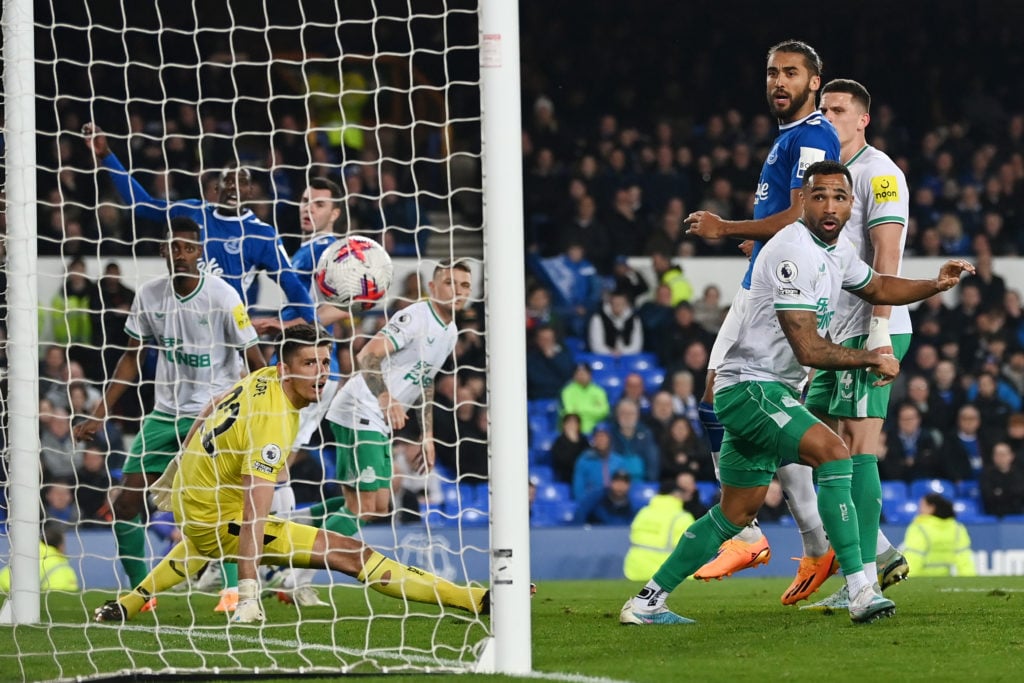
[{"xmin": 314, "ymin": 235, "xmax": 393, "ymax": 308}]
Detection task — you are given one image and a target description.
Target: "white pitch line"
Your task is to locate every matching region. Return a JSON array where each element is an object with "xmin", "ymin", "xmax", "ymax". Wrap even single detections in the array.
[
  {"xmin": 937, "ymin": 587, "xmax": 1024, "ymax": 593},
  {"xmin": 91, "ymin": 624, "xmax": 634, "ymax": 683}
]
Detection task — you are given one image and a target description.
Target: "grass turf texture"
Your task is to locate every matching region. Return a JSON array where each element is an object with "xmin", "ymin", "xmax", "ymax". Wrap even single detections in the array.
[{"xmin": 2, "ymin": 576, "xmax": 1022, "ymax": 682}]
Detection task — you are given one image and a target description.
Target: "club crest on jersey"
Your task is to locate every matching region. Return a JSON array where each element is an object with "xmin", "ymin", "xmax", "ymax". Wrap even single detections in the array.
[
  {"xmin": 225, "ymin": 238, "xmax": 243, "ymax": 255},
  {"xmin": 775, "ymin": 261, "xmax": 798, "ymax": 283},
  {"xmin": 766, "ymin": 144, "xmax": 779, "ymax": 165},
  {"xmin": 260, "ymin": 443, "xmax": 282, "ymax": 465}
]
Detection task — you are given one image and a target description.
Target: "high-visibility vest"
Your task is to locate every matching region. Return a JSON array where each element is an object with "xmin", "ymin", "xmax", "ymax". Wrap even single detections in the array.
[
  {"xmin": 0, "ymin": 541, "xmax": 80, "ymax": 593},
  {"xmin": 903, "ymin": 514, "xmax": 976, "ymax": 577},
  {"xmin": 623, "ymin": 495, "xmax": 695, "ymax": 581}
]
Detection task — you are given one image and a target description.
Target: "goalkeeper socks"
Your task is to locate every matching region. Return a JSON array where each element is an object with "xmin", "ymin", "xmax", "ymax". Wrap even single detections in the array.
[
  {"xmin": 777, "ymin": 462, "xmax": 830, "ymax": 557},
  {"xmin": 114, "ymin": 516, "xmax": 149, "ymax": 588},
  {"xmin": 815, "ymin": 459, "xmax": 863, "ymax": 576},
  {"xmin": 851, "ymin": 454, "xmax": 883, "ymax": 569},
  {"xmin": 652, "ymin": 504, "xmax": 742, "ymax": 593},
  {"xmin": 219, "ymin": 560, "xmax": 238, "ymax": 590},
  {"xmin": 698, "ymin": 401, "xmax": 724, "ymax": 453},
  {"xmin": 120, "ymin": 539, "xmax": 206, "ymax": 618},
  {"xmin": 357, "ymin": 550, "xmax": 487, "ymax": 613}
]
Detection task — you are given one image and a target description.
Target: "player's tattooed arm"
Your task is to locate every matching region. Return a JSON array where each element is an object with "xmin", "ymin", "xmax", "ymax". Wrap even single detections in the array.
[
  {"xmin": 357, "ymin": 331, "xmax": 407, "ymax": 429},
  {"xmin": 777, "ymin": 309, "xmax": 897, "ymax": 381},
  {"xmin": 359, "ymin": 345, "xmax": 388, "ymax": 397}
]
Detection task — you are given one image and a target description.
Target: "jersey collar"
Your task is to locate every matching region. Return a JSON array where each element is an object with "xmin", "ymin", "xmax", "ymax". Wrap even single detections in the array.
[
  {"xmin": 796, "ymin": 219, "xmax": 838, "ymax": 252},
  {"xmin": 174, "ymin": 274, "xmax": 205, "ymax": 302},
  {"xmin": 211, "ymin": 208, "xmax": 256, "ymax": 222},
  {"xmin": 427, "ymin": 300, "xmax": 451, "ymax": 328},
  {"xmin": 845, "ymin": 145, "xmax": 871, "ymax": 167},
  {"xmin": 779, "ymin": 110, "xmax": 824, "ymax": 132}
]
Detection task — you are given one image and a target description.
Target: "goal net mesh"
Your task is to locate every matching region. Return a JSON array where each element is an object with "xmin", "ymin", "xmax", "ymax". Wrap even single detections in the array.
[{"xmin": 2, "ymin": 0, "xmax": 493, "ymax": 679}]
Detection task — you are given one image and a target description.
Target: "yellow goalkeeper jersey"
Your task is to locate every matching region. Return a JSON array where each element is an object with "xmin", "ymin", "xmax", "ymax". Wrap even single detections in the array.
[{"xmin": 172, "ymin": 366, "xmax": 299, "ymax": 524}]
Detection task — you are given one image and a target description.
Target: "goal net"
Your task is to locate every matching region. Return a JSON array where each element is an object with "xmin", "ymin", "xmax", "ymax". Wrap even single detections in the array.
[{"xmin": 1, "ymin": 0, "xmax": 530, "ymax": 679}]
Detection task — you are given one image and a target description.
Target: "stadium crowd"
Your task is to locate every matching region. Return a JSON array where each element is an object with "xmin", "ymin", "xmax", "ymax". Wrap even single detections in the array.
[{"xmin": 5, "ymin": 2, "xmax": 1024, "ymax": 532}]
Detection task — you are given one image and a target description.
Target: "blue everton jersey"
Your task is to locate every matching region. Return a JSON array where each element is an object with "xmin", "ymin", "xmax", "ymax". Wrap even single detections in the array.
[
  {"xmin": 102, "ymin": 153, "xmax": 315, "ymax": 322},
  {"xmin": 741, "ymin": 110, "xmax": 840, "ymax": 290},
  {"xmin": 281, "ymin": 232, "xmax": 341, "ymax": 377}
]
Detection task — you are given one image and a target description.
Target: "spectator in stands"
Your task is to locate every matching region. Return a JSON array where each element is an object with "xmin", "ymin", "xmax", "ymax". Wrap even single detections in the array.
[
  {"xmin": 650, "ymin": 251, "xmax": 693, "ymax": 305},
  {"xmin": 903, "ymin": 494, "xmax": 977, "ymax": 577},
  {"xmin": 42, "ymin": 480, "xmax": 79, "ymax": 529},
  {"xmin": 0, "ymin": 521, "xmax": 79, "ymax": 593},
  {"xmin": 675, "ymin": 340, "xmax": 710, "ymax": 400},
  {"xmin": 900, "ymin": 375, "xmax": 953, "ymax": 434},
  {"xmin": 528, "ymin": 242, "xmax": 603, "ymax": 338},
  {"xmin": 668, "ymin": 369, "xmax": 703, "ymax": 436},
  {"xmin": 610, "ymin": 399, "xmax": 659, "ymax": 482},
  {"xmin": 979, "ymin": 442, "xmax": 1024, "ymax": 517},
  {"xmin": 659, "ymin": 415, "xmax": 712, "ymax": 482},
  {"xmin": 576, "ymin": 469, "xmax": 638, "ymax": 526},
  {"xmin": 560, "ymin": 362, "xmax": 610, "ymax": 436},
  {"xmin": 48, "ymin": 257, "xmax": 99, "ymax": 372},
  {"xmin": 691, "ymin": 284, "xmax": 727, "ymax": 333},
  {"xmin": 370, "ymin": 170, "xmax": 421, "ymax": 255},
  {"xmin": 572, "ymin": 422, "xmax": 643, "ymax": 501},
  {"xmin": 637, "ymin": 283, "xmax": 675, "ymax": 354},
  {"xmin": 674, "ymin": 471, "xmax": 709, "ymax": 519},
  {"xmin": 607, "ymin": 186, "xmax": 652, "ymax": 258},
  {"xmin": 622, "ymin": 477, "xmax": 696, "ymax": 581},
  {"xmin": 644, "ymin": 391, "xmax": 675, "ymax": 444},
  {"xmin": 1001, "ymin": 349, "xmax": 1024, "ymax": 397},
  {"xmin": 609, "ymin": 256, "xmax": 650, "ymax": 304},
  {"xmin": 966, "ymin": 371, "xmax": 1017, "ymax": 435},
  {"xmin": 587, "ymin": 290, "xmax": 643, "ymax": 356},
  {"xmin": 39, "ymin": 399, "xmax": 81, "ymax": 483},
  {"xmin": 525, "ymin": 285, "xmax": 565, "ymax": 339},
  {"xmin": 527, "ymin": 325, "xmax": 577, "ymax": 400},
  {"xmin": 656, "ymin": 301, "xmax": 714, "ymax": 369},
  {"xmin": 932, "ymin": 359, "xmax": 967, "ymax": 420},
  {"xmin": 89, "ymin": 262, "xmax": 135, "ymax": 384},
  {"xmin": 75, "ymin": 444, "xmax": 112, "ymax": 525},
  {"xmin": 937, "ymin": 404, "xmax": 990, "ymax": 482},
  {"xmin": 551, "ymin": 413, "xmax": 588, "ymax": 485},
  {"xmin": 756, "ymin": 478, "xmax": 790, "ymax": 523},
  {"xmin": 560, "ymin": 196, "xmax": 611, "ymax": 274},
  {"xmin": 620, "ymin": 373, "xmax": 651, "ymax": 414},
  {"xmin": 961, "ymin": 249, "xmax": 1007, "ymax": 304},
  {"xmin": 642, "ymin": 144, "xmax": 688, "ymax": 220},
  {"xmin": 1005, "ymin": 413, "xmax": 1024, "ymax": 458},
  {"xmin": 38, "ymin": 345, "xmax": 67, "ymax": 407},
  {"xmin": 879, "ymin": 403, "xmax": 943, "ymax": 482},
  {"xmin": 644, "ymin": 211, "xmax": 685, "ymax": 257}
]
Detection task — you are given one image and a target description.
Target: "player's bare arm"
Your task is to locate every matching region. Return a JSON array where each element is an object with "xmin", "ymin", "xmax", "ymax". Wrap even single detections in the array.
[
  {"xmin": 357, "ymin": 332, "xmax": 406, "ymax": 430},
  {"xmin": 237, "ymin": 474, "xmax": 275, "ymax": 582},
  {"xmin": 685, "ymin": 188, "xmax": 803, "ymax": 241},
  {"xmin": 855, "ymin": 259, "xmax": 974, "ymax": 306},
  {"xmin": 73, "ymin": 337, "xmax": 144, "ymax": 442},
  {"xmin": 778, "ymin": 309, "xmax": 898, "ymax": 385},
  {"xmin": 419, "ymin": 381, "xmax": 436, "ymax": 470},
  {"xmin": 245, "ymin": 344, "xmax": 267, "ymax": 372},
  {"xmin": 81, "ymin": 122, "xmax": 110, "ymax": 160}
]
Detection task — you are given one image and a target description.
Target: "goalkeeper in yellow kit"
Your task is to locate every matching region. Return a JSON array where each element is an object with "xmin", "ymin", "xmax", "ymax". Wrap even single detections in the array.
[{"xmin": 94, "ymin": 324, "xmax": 488, "ymax": 623}]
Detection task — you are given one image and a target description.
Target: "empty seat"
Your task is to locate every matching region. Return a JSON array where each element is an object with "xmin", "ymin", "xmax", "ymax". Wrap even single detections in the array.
[
  {"xmin": 536, "ymin": 482, "xmax": 571, "ymax": 503},
  {"xmin": 529, "ymin": 465, "xmax": 555, "ymax": 485},
  {"xmin": 620, "ymin": 353, "xmax": 659, "ymax": 372},
  {"xmin": 696, "ymin": 481, "xmax": 720, "ymax": 505},
  {"xmin": 909, "ymin": 478, "xmax": 955, "ymax": 500},
  {"xmin": 881, "ymin": 481, "xmax": 907, "ymax": 503},
  {"xmin": 630, "ymin": 482, "xmax": 660, "ymax": 510}
]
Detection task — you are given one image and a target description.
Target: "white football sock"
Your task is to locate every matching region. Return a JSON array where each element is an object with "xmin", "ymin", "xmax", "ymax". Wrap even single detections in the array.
[
  {"xmin": 736, "ymin": 522, "xmax": 764, "ymax": 543},
  {"xmin": 846, "ymin": 570, "xmax": 870, "ymax": 596},
  {"xmin": 863, "ymin": 561, "xmax": 878, "ymax": 587},
  {"xmin": 632, "ymin": 580, "xmax": 668, "ymax": 612},
  {"xmin": 777, "ymin": 462, "xmax": 830, "ymax": 557},
  {"xmin": 876, "ymin": 530, "xmax": 895, "ymax": 557}
]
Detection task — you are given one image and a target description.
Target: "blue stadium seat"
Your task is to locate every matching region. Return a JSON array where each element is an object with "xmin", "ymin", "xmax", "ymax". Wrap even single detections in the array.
[
  {"xmin": 537, "ymin": 482, "xmax": 571, "ymax": 503},
  {"xmin": 532, "ymin": 500, "xmax": 577, "ymax": 527},
  {"xmin": 563, "ymin": 336, "xmax": 587, "ymax": 356},
  {"xmin": 952, "ymin": 498, "xmax": 979, "ymax": 518},
  {"xmin": 620, "ymin": 353, "xmax": 659, "ymax": 372},
  {"xmin": 639, "ymin": 368, "xmax": 666, "ymax": 393},
  {"xmin": 529, "ymin": 447, "xmax": 552, "ymax": 466},
  {"xmin": 630, "ymin": 482, "xmax": 659, "ymax": 510},
  {"xmin": 883, "ymin": 499, "xmax": 919, "ymax": 524},
  {"xmin": 577, "ymin": 352, "xmax": 617, "ymax": 373},
  {"xmin": 881, "ymin": 481, "xmax": 908, "ymax": 504},
  {"xmin": 696, "ymin": 481, "xmax": 720, "ymax": 505},
  {"xmin": 909, "ymin": 478, "xmax": 956, "ymax": 500},
  {"xmin": 1000, "ymin": 514, "xmax": 1024, "ymax": 523},
  {"xmin": 530, "ymin": 465, "xmax": 555, "ymax": 485},
  {"xmin": 957, "ymin": 479, "xmax": 981, "ymax": 501},
  {"xmin": 461, "ymin": 508, "xmax": 489, "ymax": 526}
]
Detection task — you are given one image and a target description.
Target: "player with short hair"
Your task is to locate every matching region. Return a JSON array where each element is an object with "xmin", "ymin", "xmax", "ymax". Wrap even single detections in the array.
[
  {"xmin": 621, "ymin": 161, "xmax": 972, "ymax": 626},
  {"xmin": 685, "ymin": 39, "xmax": 842, "ymax": 600},
  {"xmin": 94, "ymin": 324, "xmax": 490, "ymax": 624},
  {"xmin": 796, "ymin": 78, "xmax": 913, "ymax": 609},
  {"xmin": 273, "ymin": 260, "xmax": 472, "ymax": 599},
  {"xmin": 74, "ymin": 217, "xmax": 265, "ymax": 610}
]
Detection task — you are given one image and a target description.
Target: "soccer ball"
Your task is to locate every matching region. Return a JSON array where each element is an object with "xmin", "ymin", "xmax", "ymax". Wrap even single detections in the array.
[{"xmin": 314, "ymin": 235, "xmax": 393, "ymax": 308}]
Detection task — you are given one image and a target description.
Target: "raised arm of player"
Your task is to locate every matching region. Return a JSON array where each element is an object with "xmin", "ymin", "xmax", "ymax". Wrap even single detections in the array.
[
  {"xmin": 684, "ymin": 188, "xmax": 804, "ymax": 241},
  {"xmin": 72, "ymin": 336, "xmax": 144, "ymax": 443},
  {"xmin": 778, "ymin": 309, "xmax": 899, "ymax": 386},
  {"xmin": 357, "ymin": 331, "xmax": 405, "ymax": 430},
  {"xmin": 854, "ymin": 259, "xmax": 974, "ymax": 306}
]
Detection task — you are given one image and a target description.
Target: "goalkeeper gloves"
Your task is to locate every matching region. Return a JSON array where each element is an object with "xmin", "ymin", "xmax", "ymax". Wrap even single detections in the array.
[
  {"xmin": 230, "ymin": 579, "xmax": 265, "ymax": 624},
  {"xmin": 271, "ymin": 483, "xmax": 296, "ymax": 516}
]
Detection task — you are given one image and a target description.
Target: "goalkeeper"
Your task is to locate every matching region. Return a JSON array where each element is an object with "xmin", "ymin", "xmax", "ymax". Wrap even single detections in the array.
[{"xmin": 94, "ymin": 324, "xmax": 489, "ymax": 624}]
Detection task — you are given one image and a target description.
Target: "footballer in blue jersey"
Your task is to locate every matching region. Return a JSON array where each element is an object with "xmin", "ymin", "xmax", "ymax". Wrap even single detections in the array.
[
  {"xmin": 84, "ymin": 123, "xmax": 322, "ymax": 325},
  {"xmin": 675, "ymin": 41, "xmax": 844, "ymax": 594}
]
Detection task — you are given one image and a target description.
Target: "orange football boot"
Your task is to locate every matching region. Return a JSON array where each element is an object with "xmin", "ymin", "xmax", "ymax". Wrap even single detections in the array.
[
  {"xmin": 780, "ymin": 548, "xmax": 839, "ymax": 605},
  {"xmin": 694, "ymin": 536, "xmax": 772, "ymax": 581}
]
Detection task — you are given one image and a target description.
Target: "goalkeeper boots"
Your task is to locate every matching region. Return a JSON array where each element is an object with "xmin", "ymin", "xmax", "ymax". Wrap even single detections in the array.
[
  {"xmin": 139, "ymin": 597, "xmax": 158, "ymax": 613},
  {"xmin": 780, "ymin": 548, "xmax": 839, "ymax": 605},
  {"xmin": 694, "ymin": 536, "xmax": 771, "ymax": 581},
  {"xmin": 619, "ymin": 599, "xmax": 695, "ymax": 626},
  {"xmin": 879, "ymin": 551, "xmax": 910, "ymax": 590},
  {"xmin": 93, "ymin": 600, "xmax": 129, "ymax": 623},
  {"xmin": 849, "ymin": 584, "xmax": 895, "ymax": 624}
]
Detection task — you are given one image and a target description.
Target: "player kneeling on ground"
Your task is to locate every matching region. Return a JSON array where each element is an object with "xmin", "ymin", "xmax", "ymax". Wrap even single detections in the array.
[
  {"xmin": 620, "ymin": 161, "xmax": 973, "ymax": 627},
  {"xmin": 94, "ymin": 324, "xmax": 489, "ymax": 624}
]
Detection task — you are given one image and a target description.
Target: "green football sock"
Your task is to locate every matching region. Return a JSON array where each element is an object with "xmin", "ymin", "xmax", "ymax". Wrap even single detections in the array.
[
  {"xmin": 652, "ymin": 504, "xmax": 742, "ymax": 592},
  {"xmin": 323, "ymin": 506, "xmax": 363, "ymax": 537},
  {"xmin": 851, "ymin": 454, "xmax": 882, "ymax": 566},
  {"xmin": 220, "ymin": 560, "xmax": 238, "ymax": 589},
  {"xmin": 304, "ymin": 495, "xmax": 350, "ymax": 528},
  {"xmin": 114, "ymin": 516, "xmax": 149, "ymax": 588},
  {"xmin": 815, "ymin": 459, "xmax": 863, "ymax": 576}
]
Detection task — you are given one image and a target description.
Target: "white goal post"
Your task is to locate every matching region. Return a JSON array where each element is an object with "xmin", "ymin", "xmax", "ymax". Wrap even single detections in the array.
[{"xmin": 1, "ymin": 0, "xmax": 530, "ymax": 678}]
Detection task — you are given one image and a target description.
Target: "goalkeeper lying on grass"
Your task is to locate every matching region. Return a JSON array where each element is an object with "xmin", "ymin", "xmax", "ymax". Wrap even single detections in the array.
[{"xmin": 94, "ymin": 324, "xmax": 489, "ymax": 624}]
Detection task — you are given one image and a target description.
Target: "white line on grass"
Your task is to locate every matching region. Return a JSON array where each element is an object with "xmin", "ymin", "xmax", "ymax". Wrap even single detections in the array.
[
  {"xmin": 937, "ymin": 587, "xmax": 1024, "ymax": 593},
  {"xmin": 94, "ymin": 624, "xmax": 632, "ymax": 682}
]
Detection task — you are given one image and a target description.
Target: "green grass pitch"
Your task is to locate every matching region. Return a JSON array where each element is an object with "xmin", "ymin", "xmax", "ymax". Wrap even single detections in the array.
[{"xmin": 2, "ymin": 576, "xmax": 1022, "ymax": 682}]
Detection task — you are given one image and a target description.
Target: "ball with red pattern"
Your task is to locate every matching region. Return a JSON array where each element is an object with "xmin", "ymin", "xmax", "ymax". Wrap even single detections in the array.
[{"xmin": 314, "ymin": 235, "xmax": 393, "ymax": 309}]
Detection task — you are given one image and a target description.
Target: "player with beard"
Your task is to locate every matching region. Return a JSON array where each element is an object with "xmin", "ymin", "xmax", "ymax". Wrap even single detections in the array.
[{"xmin": 684, "ymin": 40, "xmax": 842, "ymax": 603}]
